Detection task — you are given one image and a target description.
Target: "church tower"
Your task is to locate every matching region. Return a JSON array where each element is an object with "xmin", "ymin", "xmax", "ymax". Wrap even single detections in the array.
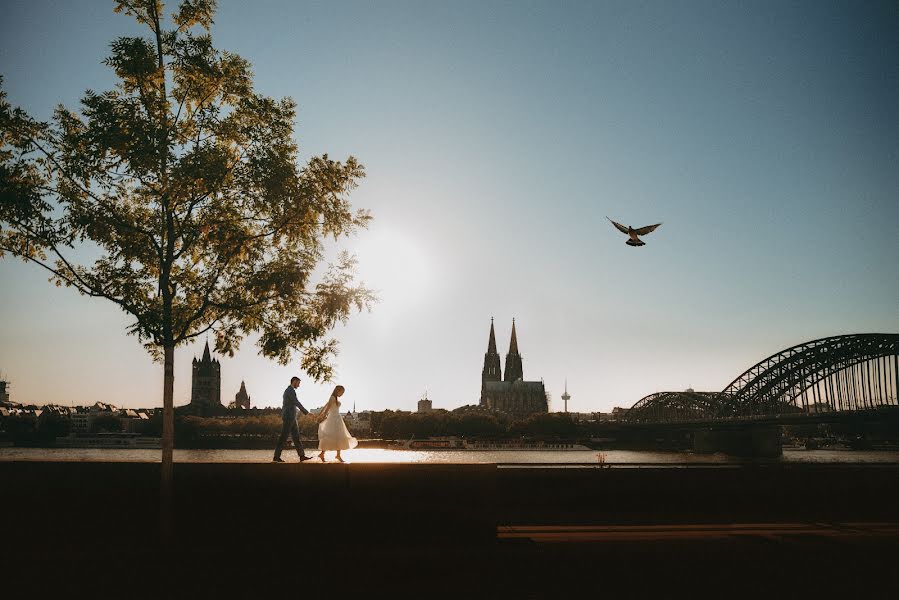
[
  {"xmin": 503, "ymin": 319, "xmax": 523, "ymax": 382},
  {"xmin": 234, "ymin": 380, "xmax": 251, "ymax": 410},
  {"xmin": 481, "ymin": 318, "xmax": 502, "ymax": 389},
  {"xmin": 190, "ymin": 341, "xmax": 221, "ymax": 414}
]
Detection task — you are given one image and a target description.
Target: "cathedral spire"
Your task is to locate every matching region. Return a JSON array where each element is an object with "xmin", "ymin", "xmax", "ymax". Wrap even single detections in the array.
[
  {"xmin": 504, "ymin": 319, "xmax": 523, "ymax": 382},
  {"xmin": 482, "ymin": 318, "xmax": 502, "ymax": 387},
  {"xmin": 202, "ymin": 340, "xmax": 212, "ymax": 363},
  {"xmin": 508, "ymin": 318, "xmax": 519, "ymax": 355},
  {"xmin": 487, "ymin": 317, "xmax": 497, "ymax": 354}
]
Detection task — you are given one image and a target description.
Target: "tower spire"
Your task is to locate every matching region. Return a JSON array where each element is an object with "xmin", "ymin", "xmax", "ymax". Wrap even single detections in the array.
[
  {"xmin": 508, "ymin": 318, "xmax": 519, "ymax": 355},
  {"xmin": 202, "ymin": 339, "xmax": 212, "ymax": 362},
  {"xmin": 482, "ymin": 318, "xmax": 502, "ymax": 388},
  {"xmin": 488, "ymin": 317, "xmax": 497, "ymax": 354},
  {"xmin": 504, "ymin": 318, "xmax": 523, "ymax": 382}
]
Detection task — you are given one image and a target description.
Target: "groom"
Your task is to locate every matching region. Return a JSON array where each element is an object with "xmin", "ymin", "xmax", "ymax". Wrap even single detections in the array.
[{"xmin": 273, "ymin": 376, "xmax": 313, "ymax": 462}]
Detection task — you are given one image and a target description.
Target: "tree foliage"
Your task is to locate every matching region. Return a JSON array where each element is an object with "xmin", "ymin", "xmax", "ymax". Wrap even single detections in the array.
[{"xmin": 0, "ymin": 0, "xmax": 373, "ymax": 379}]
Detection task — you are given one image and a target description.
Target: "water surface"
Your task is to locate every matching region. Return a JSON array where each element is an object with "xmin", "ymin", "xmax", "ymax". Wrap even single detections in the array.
[{"xmin": 2, "ymin": 447, "xmax": 897, "ymax": 465}]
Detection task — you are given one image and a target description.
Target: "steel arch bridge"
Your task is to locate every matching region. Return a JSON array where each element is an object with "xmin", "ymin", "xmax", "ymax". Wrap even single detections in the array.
[
  {"xmin": 623, "ymin": 333, "xmax": 899, "ymax": 423},
  {"xmin": 624, "ymin": 391, "xmax": 721, "ymax": 423}
]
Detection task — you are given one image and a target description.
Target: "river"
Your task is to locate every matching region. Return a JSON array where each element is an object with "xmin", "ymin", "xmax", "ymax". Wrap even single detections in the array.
[{"xmin": 2, "ymin": 447, "xmax": 898, "ymax": 464}]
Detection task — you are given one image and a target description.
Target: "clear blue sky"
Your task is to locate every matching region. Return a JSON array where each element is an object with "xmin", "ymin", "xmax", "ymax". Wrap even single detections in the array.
[{"xmin": 1, "ymin": 1, "xmax": 896, "ymax": 412}]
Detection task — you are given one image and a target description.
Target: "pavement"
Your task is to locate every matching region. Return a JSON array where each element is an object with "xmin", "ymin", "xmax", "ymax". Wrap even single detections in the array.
[{"xmin": 6, "ymin": 461, "xmax": 899, "ymax": 598}]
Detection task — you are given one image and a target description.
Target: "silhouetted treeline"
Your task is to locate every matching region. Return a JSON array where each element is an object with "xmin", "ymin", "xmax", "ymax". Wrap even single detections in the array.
[
  {"xmin": 1, "ymin": 409, "xmax": 587, "ymax": 443},
  {"xmin": 3, "ymin": 407, "xmax": 897, "ymax": 446},
  {"xmin": 371, "ymin": 409, "xmax": 592, "ymax": 439}
]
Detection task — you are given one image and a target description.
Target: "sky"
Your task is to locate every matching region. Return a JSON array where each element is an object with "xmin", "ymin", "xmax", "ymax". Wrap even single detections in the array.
[{"xmin": 1, "ymin": 1, "xmax": 897, "ymax": 413}]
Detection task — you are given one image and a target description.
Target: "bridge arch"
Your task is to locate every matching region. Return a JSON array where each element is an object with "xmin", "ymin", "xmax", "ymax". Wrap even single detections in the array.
[
  {"xmin": 623, "ymin": 333, "xmax": 899, "ymax": 423},
  {"xmin": 624, "ymin": 391, "xmax": 722, "ymax": 423},
  {"xmin": 719, "ymin": 333, "xmax": 899, "ymax": 417}
]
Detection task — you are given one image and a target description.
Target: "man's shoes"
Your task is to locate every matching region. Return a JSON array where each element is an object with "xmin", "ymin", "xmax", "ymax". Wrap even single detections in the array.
[
  {"xmin": 299, "ymin": 455, "xmax": 314, "ymax": 462},
  {"xmin": 272, "ymin": 457, "xmax": 285, "ymax": 463}
]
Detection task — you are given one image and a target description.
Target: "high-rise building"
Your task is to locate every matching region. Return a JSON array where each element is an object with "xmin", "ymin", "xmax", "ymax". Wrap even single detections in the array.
[
  {"xmin": 479, "ymin": 319, "xmax": 548, "ymax": 415},
  {"xmin": 417, "ymin": 392, "xmax": 433, "ymax": 413},
  {"xmin": 190, "ymin": 341, "xmax": 221, "ymax": 414}
]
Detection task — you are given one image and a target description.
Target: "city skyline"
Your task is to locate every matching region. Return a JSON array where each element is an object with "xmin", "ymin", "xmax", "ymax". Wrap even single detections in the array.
[{"xmin": 1, "ymin": 1, "xmax": 897, "ymax": 413}]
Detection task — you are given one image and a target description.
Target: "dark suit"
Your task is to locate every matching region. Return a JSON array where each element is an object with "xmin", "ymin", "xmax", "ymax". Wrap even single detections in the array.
[{"xmin": 273, "ymin": 385, "xmax": 310, "ymax": 460}]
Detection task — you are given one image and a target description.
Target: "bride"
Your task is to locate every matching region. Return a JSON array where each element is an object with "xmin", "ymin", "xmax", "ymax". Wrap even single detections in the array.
[{"xmin": 317, "ymin": 385, "xmax": 358, "ymax": 462}]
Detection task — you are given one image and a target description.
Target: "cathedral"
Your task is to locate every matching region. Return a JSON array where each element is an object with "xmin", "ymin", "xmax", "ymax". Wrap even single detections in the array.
[
  {"xmin": 480, "ymin": 319, "xmax": 548, "ymax": 415},
  {"xmin": 190, "ymin": 341, "xmax": 222, "ymax": 414}
]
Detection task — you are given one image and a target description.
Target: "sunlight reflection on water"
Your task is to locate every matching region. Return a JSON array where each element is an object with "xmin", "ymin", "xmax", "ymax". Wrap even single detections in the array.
[{"xmin": 1, "ymin": 447, "xmax": 898, "ymax": 464}]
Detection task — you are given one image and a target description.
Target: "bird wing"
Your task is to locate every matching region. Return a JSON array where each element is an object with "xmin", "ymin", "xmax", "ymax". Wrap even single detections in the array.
[
  {"xmin": 607, "ymin": 217, "xmax": 630, "ymax": 235},
  {"xmin": 634, "ymin": 222, "xmax": 662, "ymax": 236}
]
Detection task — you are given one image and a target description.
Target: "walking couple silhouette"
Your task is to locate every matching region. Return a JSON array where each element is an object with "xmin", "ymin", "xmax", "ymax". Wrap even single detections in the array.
[{"xmin": 273, "ymin": 377, "xmax": 358, "ymax": 463}]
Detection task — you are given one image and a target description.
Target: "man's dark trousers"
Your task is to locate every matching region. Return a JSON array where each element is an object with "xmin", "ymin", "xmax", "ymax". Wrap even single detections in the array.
[
  {"xmin": 274, "ymin": 418, "xmax": 305, "ymax": 460},
  {"xmin": 275, "ymin": 384, "xmax": 309, "ymax": 460}
]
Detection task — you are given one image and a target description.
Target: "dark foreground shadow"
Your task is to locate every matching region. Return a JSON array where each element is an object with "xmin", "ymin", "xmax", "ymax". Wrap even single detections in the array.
[{"xmin": 5, "ymin": 462, "xmax": 899, "ymax": 598}]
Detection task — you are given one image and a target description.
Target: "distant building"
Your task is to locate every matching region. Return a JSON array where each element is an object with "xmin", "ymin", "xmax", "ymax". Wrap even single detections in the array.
[
  {"xmin": 568, "ymin": 412, "xmax": 605, "ymax": 423},
  {"xmin": 70, "ymin": 409, "xmax": 90, "ymax": 433},
  {"xmin": 118, "ymin": 409, "xmax": 143, "ymax": 432},
  {"xmin": 0, "ymin": 380, "xmax": 9, "ymax": 404},
  {"xmin": 345, "ymin": 410, "xmax": 371, "ymax": 434},
  {"xmin": 234, "ymin": 381, "xmax": 251, "ymax": 410},
  {"xmin": 69, "ymin": 403, "xmax": 117, "ymax": 432},
  {"xmin": 479, "ymin": 319, "xmax": 548, "ymax": 416},
  {"xmin": 611, "ymin": 407, "xmax": 628, "ymax": 420},
  {"xmin": 37, "ymin": 405, "xmax": 71, "ymax": 426},
  {"xmin": 190, "ymin": 341, "xmax": 221, "ymax": 415},
  {"xmin": 417, "ymin": 392, "xmax": 433, "ymax": 413},
  {"xmin": 561, "ymin": 380, "xmax": 571, "ymax": 413}
]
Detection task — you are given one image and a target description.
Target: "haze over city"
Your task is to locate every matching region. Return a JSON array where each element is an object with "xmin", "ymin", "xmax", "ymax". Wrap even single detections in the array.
[{"xmin": 1, "ymin": 0, "xmax": 896, "ymax": 413}]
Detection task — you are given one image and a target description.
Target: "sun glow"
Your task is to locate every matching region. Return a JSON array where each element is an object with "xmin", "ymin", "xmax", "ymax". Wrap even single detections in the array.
[{"xmin": 355, "ymin": 228, "xmax": 433, "ymax": 313}]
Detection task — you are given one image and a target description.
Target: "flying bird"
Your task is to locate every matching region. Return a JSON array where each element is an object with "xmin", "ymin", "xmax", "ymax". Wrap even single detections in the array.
[{"xmin": 607, "ymin": 217, "xmax": 662, "ymax": 246}]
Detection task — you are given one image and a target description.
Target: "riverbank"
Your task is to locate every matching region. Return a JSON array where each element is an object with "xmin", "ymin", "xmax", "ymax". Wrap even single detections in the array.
[{"xmin": 8, "ymin": 433, "xmax": 898, "ymax": 452}]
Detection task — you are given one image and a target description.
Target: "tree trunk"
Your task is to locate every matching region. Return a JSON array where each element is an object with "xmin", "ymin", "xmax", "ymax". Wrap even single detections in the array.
[{"xmin": 161, "ymin": 343, "xmax": 175, "ymax": 540}]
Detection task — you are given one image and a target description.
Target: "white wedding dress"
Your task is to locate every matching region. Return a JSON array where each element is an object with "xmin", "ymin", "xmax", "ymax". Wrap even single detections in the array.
[{"xmin": 318, "ymin": 396, "xmax": 358, "ymax": 451}]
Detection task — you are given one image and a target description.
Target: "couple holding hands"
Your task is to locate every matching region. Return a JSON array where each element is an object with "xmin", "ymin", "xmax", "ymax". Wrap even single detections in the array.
[{"xmin": 273, "ymin": 377, "xmax": 358, "ymax": 463}]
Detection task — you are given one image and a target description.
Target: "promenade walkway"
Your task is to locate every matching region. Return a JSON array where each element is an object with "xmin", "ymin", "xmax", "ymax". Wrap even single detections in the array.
[
  {"xmin": 5, "ymin": 461, "xmax": 898, "ymax": 597},
  {"xmin": 499, "ymin": 521, "xmax": 899, "ymax": 542}
]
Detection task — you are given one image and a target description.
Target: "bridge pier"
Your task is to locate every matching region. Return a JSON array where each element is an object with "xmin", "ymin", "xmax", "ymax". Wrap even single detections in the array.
[{"xmin": 693, "ymin": 425, "xmax": 782, "ymax": 458}]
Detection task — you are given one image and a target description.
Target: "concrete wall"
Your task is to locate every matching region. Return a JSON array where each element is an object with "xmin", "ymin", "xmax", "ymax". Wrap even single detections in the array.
[{"xmin": 5, "ymin": 462, "xmax": 898, "ymax": 551}]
